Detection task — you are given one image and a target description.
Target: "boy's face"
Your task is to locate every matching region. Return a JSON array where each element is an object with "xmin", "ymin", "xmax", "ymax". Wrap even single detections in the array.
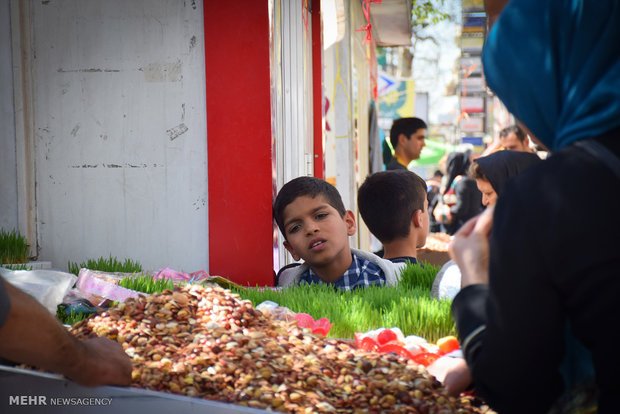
[{"xmin": 281, "ymin": 195, "xmax": 355, "ymax": 268}]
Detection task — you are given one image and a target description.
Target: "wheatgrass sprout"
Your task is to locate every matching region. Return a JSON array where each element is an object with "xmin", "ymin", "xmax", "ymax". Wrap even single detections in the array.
[
  {"xmin": 67, "ymin": 255, "xmax": 143, "ymax": 276},
  {"xmin": 235, "ymin": 262, "xmax": 456, "ymax": 343},
  {"xmin": 0, "ymin": 229, "xmax": 29, "ymax": 264},
  {"xmin": 118, "ymin": 273, "xmax": 176, "ymax": 294}
]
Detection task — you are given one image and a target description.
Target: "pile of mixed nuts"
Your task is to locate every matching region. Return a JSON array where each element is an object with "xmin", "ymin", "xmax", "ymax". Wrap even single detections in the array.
[{"xmin": 71, "ymin": 285, "xmax": 494, "ymax": 413}]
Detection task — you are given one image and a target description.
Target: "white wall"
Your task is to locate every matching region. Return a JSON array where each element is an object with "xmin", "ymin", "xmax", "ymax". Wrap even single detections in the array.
[
  {"xmin": 322, "ymin": 0, "xmax": 375, "ymax": 251},
  {"xmin": 272, "ymin": 0, "xmax": 314, "ymax": 269},
  {"xmin": 22, "ymin": 0, "xmax": 207, "ymax": 272},
  {"xmin": 0, "ymin": 1, "xmax": 18, "ymax": 232}
]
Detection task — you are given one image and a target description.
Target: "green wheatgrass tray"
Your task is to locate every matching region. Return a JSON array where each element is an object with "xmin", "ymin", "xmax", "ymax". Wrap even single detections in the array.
[
  {"xmin": 58, "ymin": 262, "xmax": 455, "ymax": 343},
  {"xmin": 232, "ymin": 262, "xmax": 455, "ymax": 343},
  {"xmin": 0, "ymin": 229, "xmax": 30, "ymax": 265}
]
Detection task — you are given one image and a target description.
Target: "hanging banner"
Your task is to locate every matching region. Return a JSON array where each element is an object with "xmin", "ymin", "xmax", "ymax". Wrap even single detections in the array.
[
  {"xmin": 377, "ymin": 71, "xmax": 398, "ymax": 97},
  {"xmin": 377, "ymin": 79, "xmax": 416, "ymax": 120}
]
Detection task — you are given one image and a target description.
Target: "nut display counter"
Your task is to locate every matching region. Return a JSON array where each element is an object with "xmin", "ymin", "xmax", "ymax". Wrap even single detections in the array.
[
  {"xmin": 0, "ymin": 364, "xmax": 268, "ymax": 414},
  {"xmin": 2, "ymin": 283, "xmax": 492, "ymax": 413}
]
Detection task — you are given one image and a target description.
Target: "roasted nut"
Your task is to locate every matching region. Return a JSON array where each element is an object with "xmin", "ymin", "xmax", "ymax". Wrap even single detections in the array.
[{"xmin": 69, "ymin": 285, "xmax": 493, "ymax": 414}]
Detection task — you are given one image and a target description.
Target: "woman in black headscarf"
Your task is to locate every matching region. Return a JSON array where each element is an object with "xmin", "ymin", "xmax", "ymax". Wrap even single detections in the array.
[
  {"xmin": 434, "ymin": 151, "xmax": 482, "ymax": 235},
  {"xmin": 469, "ymin": 150, "xmax": 542, "ymax": 206},
  {"xmin": 448, "ymin": 0, "xmax": 620, "ymax": 412}
]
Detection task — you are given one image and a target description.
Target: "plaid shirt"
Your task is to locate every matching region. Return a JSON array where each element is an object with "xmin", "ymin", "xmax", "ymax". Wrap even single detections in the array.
[{"xmin": 299, "ymin": 254, "xmax": 386, "ymax": 291}]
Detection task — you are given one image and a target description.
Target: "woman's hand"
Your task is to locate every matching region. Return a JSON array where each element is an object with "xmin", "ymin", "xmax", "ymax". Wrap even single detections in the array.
[
  {"xmin": 449, "ymin": 206, "xmax": 494, "ymax": 286},
  {"xmin": 443, "ymin": 359, "xmax": 473, "ymax": 396},
  {"xmin": 427, "ymin": 356, "xmax": 472, "ymax": 396}
]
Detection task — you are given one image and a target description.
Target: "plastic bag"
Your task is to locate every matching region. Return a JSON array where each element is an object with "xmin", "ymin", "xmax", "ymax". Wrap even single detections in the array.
[
  {"xmin": 0, "ymin": 268, "xmax": 77, "ymax": 314},
  {"xmin": 75, "ymin": 268, "xmax": 142, "ymax": 306},
  {"xmin": 255, "ymin": 300, "xmax": 297, "ymax": 322}
]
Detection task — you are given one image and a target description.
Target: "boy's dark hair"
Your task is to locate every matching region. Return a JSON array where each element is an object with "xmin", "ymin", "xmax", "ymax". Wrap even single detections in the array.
[
  {"xmin": 389, "ymin": 117, "xmax": 427, "ymax": 149},
  {"xmin": 499, "ymin": 124, "xmax": 526, "ymax": 142},
  {"xmin": 273, "ymin": 176, "xmax": 346, "ymax": 238},
  {"xmin": 358, "ymin": 170, "xmax": 427, "ymax": 243}
]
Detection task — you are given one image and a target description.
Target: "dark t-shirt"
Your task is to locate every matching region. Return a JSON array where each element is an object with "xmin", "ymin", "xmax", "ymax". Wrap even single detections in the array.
[
  {"xmin": 385, "ymin": 157, "xmax": 407, "ymax": 171},
  {"xmin": 388, "ymin": 256, "xmax": 419, "ymax": 265},
  {"xmin": 0, "ymin": 277, "xmax": 11, "ymax": 328}
]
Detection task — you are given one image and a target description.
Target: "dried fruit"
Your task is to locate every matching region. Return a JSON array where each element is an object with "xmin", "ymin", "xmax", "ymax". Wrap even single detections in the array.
[{"xmin": 70, "ymin": 285, "xmax": 493, "ymax": 413}]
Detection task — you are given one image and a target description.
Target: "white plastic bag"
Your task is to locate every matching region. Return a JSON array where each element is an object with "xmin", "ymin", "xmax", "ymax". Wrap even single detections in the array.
[{"xmin": 0, "ymin": 268, "xmax": 78, "ymax": 314}]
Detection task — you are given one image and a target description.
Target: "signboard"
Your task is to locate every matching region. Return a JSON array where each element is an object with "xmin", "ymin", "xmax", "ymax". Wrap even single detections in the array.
[
  {"xmin": 463, "ymin": 15, "xmax": 486, "ymax": 34},
  {"xmin": 460, "ymin": 116, "xmax": 484, "ymax": 132},
  {"xmin": 461, "ymin": 136, "xmax": 484, "ymax": 147},
  {"xmin": 462, "ymin": 77, "xmax": 484, "ymax": 94},
  {"xmin": 462, "ymin": 0, "xmax": 484, "ymax": 12},
  {"xmin": 461, "ymin": 36, "xmax": 484, "ymax": 54},
  {"xmin": 462, "ymin": 96, "xmax": 485, "ymax": 113},
  {"xmin": 461, "ymin": 136, "xmax": 485, "ymax": 152}
]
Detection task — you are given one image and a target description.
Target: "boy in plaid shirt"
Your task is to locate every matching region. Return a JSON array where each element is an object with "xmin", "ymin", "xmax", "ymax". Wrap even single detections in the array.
[{"xmin": 274, "ymin": 177, "xmax": 405, "ymax": 290}]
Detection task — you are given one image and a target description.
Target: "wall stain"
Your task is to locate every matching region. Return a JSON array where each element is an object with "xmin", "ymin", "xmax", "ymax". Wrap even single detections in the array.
[
  {"xmin": 167, "ymin": 123, "xmax": 188, "ymax": 141},
  {"xmin": 192, "ymin": 198, "xmax": 206, "ymax": 210},
  {"xmin": 189, "ymin": 36, "xmax": 197, "ymax": 51},
  {"xmin": 70, "ymin": 124, "xmax": 80, "ymax": 137},
  {"xmin": 191, "ymin": 0, "xmax": 197, "ymax": 10},
  {"xmin": 140, "ymin": 61, "xmax": 182, "ymax": 82},
  {"xmin": 70, "ymin": 163, "xmax": 164, "ymax": 169},
  {"xmin": 58, "ymin": 68, "xmax": 120, "ymax": 73}
]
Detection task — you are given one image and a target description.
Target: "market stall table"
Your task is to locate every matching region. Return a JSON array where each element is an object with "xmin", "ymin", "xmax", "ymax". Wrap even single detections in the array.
[{"xmin": 0, "ymin": 364, "xmax": 268, "ymax": 414}]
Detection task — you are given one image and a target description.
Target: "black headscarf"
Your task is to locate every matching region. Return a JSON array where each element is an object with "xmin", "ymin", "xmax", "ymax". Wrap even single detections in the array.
[
  {"xmin": 444, "ymin": 152, "xmax": 471, "ymax": 194},
  {"xmin": 475, "ymin": 150, "xmax": 542, "ymax": 196}
]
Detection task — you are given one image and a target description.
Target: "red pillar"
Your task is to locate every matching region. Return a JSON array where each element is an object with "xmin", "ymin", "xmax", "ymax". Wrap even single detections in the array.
[
  {"xmin": 204, "ymin": 2, "xmax": 273, "ymax": 286},
  {"xmin": 312, "ymin": 1, "xmax": 324, "ymax": 179}
]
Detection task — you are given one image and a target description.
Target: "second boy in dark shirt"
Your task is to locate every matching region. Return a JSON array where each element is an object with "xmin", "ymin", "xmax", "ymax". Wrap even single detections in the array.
[{"xmin": 358, "ymin": 170, "xmax": 429, "ymax": 264}]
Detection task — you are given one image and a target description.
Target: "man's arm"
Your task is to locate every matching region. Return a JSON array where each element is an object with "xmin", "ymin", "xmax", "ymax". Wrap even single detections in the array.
[{"xmin": 0, "ymin": 277, "xmax": 131, "ymax": 386}]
